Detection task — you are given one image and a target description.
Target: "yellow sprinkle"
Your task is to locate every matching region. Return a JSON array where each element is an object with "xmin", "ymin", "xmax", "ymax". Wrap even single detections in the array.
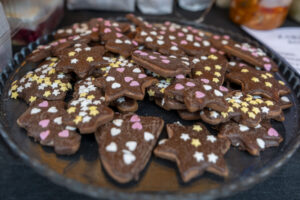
[
  {"xmin": 193, "ymin": 125, "xmax": 202, "ymax": 132},
  {"xmin": 265, "ymin": 82, "xmax": 272, "ymax": 87},
  {"xmin": 90, "ymin": 109, "xmax": 99, "ymax": 116},
  {"xmin": 266, "ymin": 73, "xmax": 273, "ymax": 78},
  {"xmin": 241, "ymin": 107, "xmax": 248, "ymax": 113},
  {"xmin": 55, "ymin": 80, "xmax": 62, "ymax": 84},
  {"xmin": 67, "ymin": 107, "xmax": 76, "ymax": 114},
  {"xmin": 74, "ymin": 116, "xmax": 82, "ymax": 124},
  {"xmin": 86, "ymin": 57, "xmax": 94, "ymax": 62},
  {"xmin": 208, "ymin": 55, "xmax": 218, "ymax": 60},
  {"xmin": 214, "ymin": 72, "xmax": 221, "ymax": 77},
  {"xmin": 265, "ymin": 100, "xmax": 274, "ymax": 106},
  {"xmin": 87, "ymin": 95, "xmax": 95, "ymax": 100},
  {"xmin": 261, "ymin": 74, "xmax": 268, "ymax": 79},
  {"xmin": 68, "ymin": 51, "xmax": 76, "ymax": 57},
  {"xmin": 48, "ymin": 68, "xmax": 56, "ymax": 75},
  {"xmin": 11, "ymin": 85, "xmax": 18, "ymax": 91},
  {"xmin": 160, "ymin": 88, "xmax": 165, "ymax": 94},
  {"xmin": 251, "ymin": 77, "xmax": 260, "ymax": 83},
  {"xmin": 80, "ymin": 92, "xmax": 87, "ymax": 97},
  {"xmin": 50, "ymin": 58, "xmax": 58, "ymax": 62},
  {"xmin": 248, "ymin": 112, "xmax": 256, "ymax": 119},
  {"xmin": 148, "ymin": 89, "xmax": 155, "ymax": 96},
  {"xmin": 204, "ymin": 66, "xmax": 211, "ymax": 71},
  {"xmin": 252, "ymin": 107, "xmax": 260, "ymax": 114},
  {"xmin": 166, "ymin": 78, "xmax": 172, "ymax": 83},
  {"xmin": 278, "ymin": 80, "xmax": 285, "ymax": 85},
  {"xmin": 32, "ymin": 75, "xmax": 39, "ymax": 81},
  {"xmin": 221, "ymin": 112, "xmax": 228, "ymax": 118},
  {"xmin": 89, "ymin": 106, "xmax": 97, "ymax": 111},
  {"xmin": 256, "ymin": 98, "xmax": 263, "ymax": 104},
  {"xmin": 43, "ymin": 91, "xmax": 51, "ymax": 97},
  {"xmin": 25, "ymin": 73, "xmax": 33, "ymax": 78},
  {"xmin": 29, "ymin": 96, "xmax": 37, "ymax": 103},
  {"xmin": 215, "ymin": 65, "xmax": 222, "ymax": 70},
  {"xmin": 195, "ymin": 71, "xmax": 202, "ymax": 76},
  {"xmin": 249, "ymin": 100, "xmax": 258, "ymax": 105},
  {"xmin": 49, "ymin": 62, "xmax": 56, "ymax": 67},
  {"xmin": 191, "ymin": 138, "xmax": 201, "ymax": 147},
  {"xmin": 228, "ymin": 99, "xmax": 236, "ymax": 104},
  {"xmin": 241, "ymin": 102, "xmax": 249, "ymax": 107},
  {"xmin": 36, "ymin": 78, "xmax": 43, "ymax": 84},
  {"xmin": 60, "ymin": 86, "xmax": 68, "ymax": 92},
  {"xmin": 67, "ymin": 83, "xmax": 72, "ymax": 89},
  {"xmin": 212, "ymin": 78, "xmax": 219, "ymax": 83},
  {"xmin": 232, "ymin": 103, "xmax": 240, "ymax": 109},
  {"xmin": 228, "ymin": 107, "xmax": 234, "ymax": 112},
  {"xmin": 11, "ymin": 92, "xmax": 18, "ymax": 99},
  {"xmin": 241, "ymin": 69, "xmax": 249, "ymax": 73}
]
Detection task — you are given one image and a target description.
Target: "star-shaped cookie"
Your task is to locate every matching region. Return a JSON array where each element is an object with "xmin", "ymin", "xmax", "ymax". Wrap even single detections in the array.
[
  {"xmin": 219, "ymin": 120, "xmax": 283, "ymax": 156},
  {"xmin": 95, "ymin": 113, "xmax": 164, "ymax": 183},
  {"xmin": 154, "ymin": 123, "xmax": 230, "ymax": 182}
]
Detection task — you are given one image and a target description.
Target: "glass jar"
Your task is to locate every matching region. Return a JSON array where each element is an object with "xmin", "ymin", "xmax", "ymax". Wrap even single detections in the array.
[{"xmin": 230, "ymin": 0, "xmax": 293, "ymax": 30}]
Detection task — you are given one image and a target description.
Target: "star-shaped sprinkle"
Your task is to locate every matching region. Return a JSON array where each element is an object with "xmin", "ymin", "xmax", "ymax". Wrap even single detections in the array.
[{"xmin": 154, "ymin": 123, "xmax": 230, "ymax": 182}]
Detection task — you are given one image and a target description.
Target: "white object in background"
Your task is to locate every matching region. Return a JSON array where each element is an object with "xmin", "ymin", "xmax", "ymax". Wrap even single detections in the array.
[
  {"xmin": 178, "ymin": 0, "xmax": 212, "ymax": 11},
  {"xmin": 67, "ymin": 0, "xmax": 135, "ymax": 12},
  {"xmin": 0, "ymin": 3, "xmax": 12, "ymax": 71},
  {"xmin": 137, "ymin": 0, "xmax": 173, "ymax": 14},
  {"xmin": 243, "ymin": 26, "xmax": 300, "ymax": 72}
]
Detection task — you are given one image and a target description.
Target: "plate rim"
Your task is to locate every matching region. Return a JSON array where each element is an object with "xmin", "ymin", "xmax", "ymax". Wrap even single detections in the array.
[{"xmin": 0, "ymin": 17, "xmax": 300, "ymax": 200}]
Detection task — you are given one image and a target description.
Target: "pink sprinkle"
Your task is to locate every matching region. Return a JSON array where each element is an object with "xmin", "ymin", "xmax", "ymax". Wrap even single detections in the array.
[
  {"xmin": 40, "ymin": 130, "xmax": 50, "ymax": 140},
  {"xmin": 264, "ymin": 64, "xmax": 272, "ymax": 71},
  {"xmin": 263, "ymin": 57, "xmax": 270, "ymax": 62},
  {"xmin": 239, "ymin": 63, "xmax": 246, "ymax": 67},
  {"xmin": 58, "ymin": 130, "xmax": 69, "ymax": 138},
  {"xmin": 195, "ymin": 91, "xmax": 205, "ymax": 98},
  {"xmin": 219, "ymin": 86, "xmax": 229, "ymax": 92},
  {"xmin": 187, "ymin": 26, "xmax": 193, "ymax": 30},
  {"xmin": 130, "ymin": 114, "xmax": 140, "ymax": 122},
  {"xmin": 177, "ymin": 32, "xmax": 184, "ymax": 37},
  {"xmin": 219, "ymin": 51, "xmax": 225, "ymax": 55},
  {"xmin": 138, "ymin": 74, "xmax": 147, "ymax": 79},
  {"xmin": 175, "ymin": 83, "xmax": 184, "ymax": 90},
  {"xmin": 132, "ymin": 40, "xmax": 138, "ymax": 46},
  {"xmin": 242, "ymin": 46, "xmax": 248, "ymax": 51},
  {"xmin": 132, "ymin": 122, "xmax": 143, "ymax": 130},
  {"xmin": 146, "ymin": 24, "xmax": 152, "ymax": 28},
  {"xmin": 39, "ymin": 119, "xmax": 50, "ymax": 128},
  {"xmin": 97, "ymin": 18, "xmax": 103, "ymax": 21},
  {"xmin": 59, "ymin": 39, "xmax": 67, "ymax": 43},
  {"xmin": 124, "ymin": 76, "xmax": 133, "ymax": 82},
  {"xmin": 252, "ymin": 52, "xmax": 258, "ymax": 57},
  {"xmin": 73, "ymin": 24, "xmax": 79, "ymax": 29},
  {"xmin": 195, "ymin": 36, "xmax": 202, "ymax": 41},
  {"xmin": 180, "ymin": 40, "xmax": 188, "ymax": 45},
  {"xmin": 92, "ymin": 27, "xmax": 98, "ymax": 32},
  {"xmin": 186, "ymin": 82, "xmax": 195, "ymax": 87},
  {"xmin": 116, "ymin": 68, "xmax": 125, "ymax": 73},
  {"xmin": 116, "ymin": 33, "xmax": 123, "ymax": 38},
  {"xmin": 115, "ymin": 27, "xmax": 121, "ymax": 32},
  {"xmin": 160, "ymin": 31, "xmax": 166, "ymax": 35},
  {"xmin": 104, "ymin": 28, "xmax": 111, "ymax": 33},
  {"xmin": 140, "ymin": 52, "xmax": 148, "ymax": 56},
  {"xmin": 162, "ymin": 59, "xmax": 170, "ymax": 64},
  {"xmin": 39, "ymin": 101, "xmax": 48, "ymax": 108},
  {"xmin": 223, "ymin": 35, "xmax": 230, "ymax": 40},
  {"xmin": 213, "ymin": 35, "xmax": 220, "ymax": 40},
  {"xmin": 134, "ymin": 50, "xmax": 142, "ymax": 54},
  {"xmin": 130, "ymin": 81, "xmax": 140, "ymax": 86},
  {"xmin": 192, "ymin": 29, "xmax": 198, "ymax": 34},
  {"xmin": 51, "ymin": 42, "xmax": 59, "ymax": 46},
  {"xmin": 176, "ymin": 74, "xmax": 185, "ymax": 79},
  {"xmin": 268, "ymin": 128, "xmax": 279, "ymax": 137},
  {"xmin": 201, "ymin": 78, "xmax": 209, "ymax": 83},
  {"xmin": 104, "ymin": 20, "xmax": 111, "ymax": 26},
  {"xmin": 149, "ymin": 55, "xmax": 157, "ymax": 60},
  {"xmin": 171, "ymin": 41, "xmax": 178, "ymax": 46},
  {"xmin": 169, "ymin": 27, "xmax": 176, "ymax": 32},
  {"xmin": 210, "ymin": 48, "xmax": 217, "ymax": 53},
  {"xmin": 165, "ymin": 21, "xmax": 171, "ymax": 26},
  {"xmin": 160, "ymin": 55, "xmax": 167, "ymax": 59}
]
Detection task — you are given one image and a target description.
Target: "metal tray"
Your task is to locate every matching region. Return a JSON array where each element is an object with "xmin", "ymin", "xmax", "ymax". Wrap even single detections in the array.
[{"xmin": 0, "ymin": 18, "xmax": 300, "ymax": 200}]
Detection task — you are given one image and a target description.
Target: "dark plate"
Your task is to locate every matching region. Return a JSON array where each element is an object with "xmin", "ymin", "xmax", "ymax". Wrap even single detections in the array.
[{"xmin": 0, "ymin": 18, "xmax": 300, "ymax": 200}]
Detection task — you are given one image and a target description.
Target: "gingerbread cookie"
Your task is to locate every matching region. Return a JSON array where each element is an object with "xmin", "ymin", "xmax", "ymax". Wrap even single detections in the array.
[
  {"xmin": 154, "ymin": 123, "xmax": 230, "ymax": 182},
  {"xmin": 9, "ymin": 58, "xmax": 72, "ymax": 104},
  {"xmin": 111, "ymin": 97, "xmax": 138, "ymax": 113},
  {"xmin": 219, "ymin": 120, "xmax": 283, "ymax": 156},
  {"xmin": 17, "ymin": 100, "xmax": 81, "ymax": 155},
  {"xmin": 200, "ymin": 91, "xmax": 283, "ymax": 127},
  {"xmin": 95, "ymin": 113, "xmax": 164, "ymax": 183},
  {"xmin": 132, "ymin": 50, "xmax": 191, "ymax": 77},
  {"xmin": 210, "ymin": 34, "xmax": 278, "ymax": 72},
  {"xmin": 192, "ymin": 54, "xmax": 228, "ymax": 86},
  {"xmin": 165, "ymin": 78, "xmax": 229, "ymax": 112},
  {"xmin": 226, "ymin": 65, "xmax": 290, "ymax": 101},
  {"xmin": 94, "ymin": 65, "xmax": 157, "ymax": 102},
  {"xmin": 56, "ymin": 44, "xmax": 106, "ymax": 79}
]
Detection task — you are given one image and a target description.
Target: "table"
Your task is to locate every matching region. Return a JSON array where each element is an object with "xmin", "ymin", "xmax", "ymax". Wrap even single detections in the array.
[{"xmin": 1, "ymin": 6, "xmax": 300, "ymax": 200}]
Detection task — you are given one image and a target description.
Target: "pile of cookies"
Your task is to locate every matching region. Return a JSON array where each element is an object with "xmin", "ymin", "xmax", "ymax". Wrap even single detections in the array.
[{"xmin": 9, "ymin": 14, "xmax": 292, "ymax": 183}]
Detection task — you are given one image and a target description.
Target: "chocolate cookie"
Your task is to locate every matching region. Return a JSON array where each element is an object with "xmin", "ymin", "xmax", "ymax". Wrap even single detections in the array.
[
  {"xmin": 94, "ymin": 65, "xmax": 157, "ymax": 102},
  {"xmin": 9, "ymin": 58, "xmax": 72, "ymax": 104},
  {"xmin": 219, "ymin": 120, "xmax": 283, "ymax": 156},
  {"xmin": 132, "ymin": 50, "xmax": 191, "ymax": 77},
  {"xmin": 177, "ymin": 110, "xmax": 202, "ymax": 121},
  {"xmin": 95, "ymin": 113, "xmax": 164, "ymax": 183},
  {"xmin": 210, "ymin": 34, "xmax": 278, "ymax": 72},
  {"xmin": 56, "ymin": 44, "xmax": 106, "ymax": 79},
  {"xmin": 17, "ymin": 100, "xmax": 81, "ymax": 155},
  {"xmin": 226, "ymin": 65, "xmax": 290, "ymax": 101},
  {"xmin": 200, "ymin": 91, "xmax": 283, "ymax": 127},
  {"xmin": 111, "ymin": 97, "xmax": 139, "ymax": 113},
  {"xmin": 147, "ymin": 77, "xmax": 174, "ymax": 99},
  {"xmin": 154, "ymin": 123, "xmax": 230, "ymax": 182}
]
